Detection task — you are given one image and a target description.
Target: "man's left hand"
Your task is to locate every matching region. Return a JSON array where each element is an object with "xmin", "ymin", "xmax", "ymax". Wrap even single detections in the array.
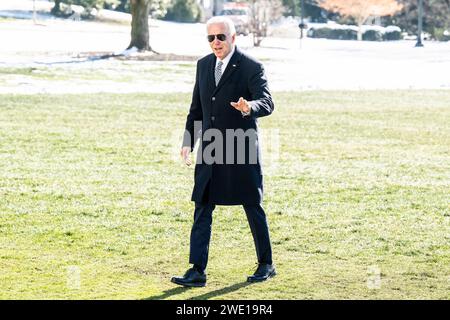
[{"xmin": 230, "ymin": 97, "xmax": 250, "ymax": 114}]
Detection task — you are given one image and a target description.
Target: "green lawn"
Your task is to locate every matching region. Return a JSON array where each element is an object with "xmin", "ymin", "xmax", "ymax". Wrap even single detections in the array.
[{"xmin": 0, "ymin": 90, "xmax": 449, "ymax": 299}]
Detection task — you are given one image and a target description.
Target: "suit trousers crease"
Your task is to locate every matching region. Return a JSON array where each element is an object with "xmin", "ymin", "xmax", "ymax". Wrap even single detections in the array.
[{"xmin": 189, "ymin": 201, "xmax": 273, "ymax": 271}]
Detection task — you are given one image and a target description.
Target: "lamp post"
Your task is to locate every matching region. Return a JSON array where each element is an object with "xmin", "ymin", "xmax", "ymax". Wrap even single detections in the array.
[
  {"xmin": 415, "ymin": 0, "xmax": 424, "ymax": 47},
  {"xmin": 299, "ymin": 0, "xmax": 305, "ymax": 39},
  {"xmin": 298, "ymin": 0, "xmax": 307, "ymax": 48}
]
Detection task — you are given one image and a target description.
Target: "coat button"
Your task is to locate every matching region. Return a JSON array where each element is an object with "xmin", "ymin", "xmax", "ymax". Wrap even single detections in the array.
[
  {"xmin": 211, "ymin": 116, "xmax": 215, "ymax": 121},
  {"xmin": 212, "ymin": 97, "xmax": 216, "ymax": 101}
]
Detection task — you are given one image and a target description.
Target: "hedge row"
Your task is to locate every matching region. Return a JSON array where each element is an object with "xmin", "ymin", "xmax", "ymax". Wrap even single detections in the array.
[{"xmin": 307, "ymin": 26, "xmax": 402, "ymax": 41}]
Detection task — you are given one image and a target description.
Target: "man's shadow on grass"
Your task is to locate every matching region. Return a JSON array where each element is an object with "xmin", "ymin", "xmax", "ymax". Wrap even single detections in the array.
[
  {"xmin": 144, "ymin": 282, "xmax": 252, "ymax": 300},
  {"xmin": 144, "ymin": 286, "xmax": 192, "ymax": 300},
  {"xmin": 188, "ymin": 282, "xmax": 252, "ymax": 300}
]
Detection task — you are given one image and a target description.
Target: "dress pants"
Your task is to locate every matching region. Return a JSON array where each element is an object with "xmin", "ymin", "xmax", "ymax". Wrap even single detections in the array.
[{"xmin": 189, "ymin": 201, "xmax": 273, "ymax": 271}]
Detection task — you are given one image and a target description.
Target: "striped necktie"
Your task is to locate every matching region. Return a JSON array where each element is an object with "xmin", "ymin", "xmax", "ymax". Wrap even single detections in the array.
[{"xmin": 215, "ymin": 61, "xmax": 223, "ymax": 86}]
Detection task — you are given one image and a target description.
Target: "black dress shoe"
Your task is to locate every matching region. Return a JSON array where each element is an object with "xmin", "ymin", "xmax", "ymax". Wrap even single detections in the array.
[
  {"xmin": 247, "ymin": 263, "xmax": 276, "ymax": 283},
  {"xmin": 171, "ymin": 268, "xmax": 206, "ymax": 287}
]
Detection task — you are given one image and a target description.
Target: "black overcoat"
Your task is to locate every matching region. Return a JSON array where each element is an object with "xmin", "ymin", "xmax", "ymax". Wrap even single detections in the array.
[{"xmin": 183, "ymin": 47, "xmax": 274, "ymax": 205}]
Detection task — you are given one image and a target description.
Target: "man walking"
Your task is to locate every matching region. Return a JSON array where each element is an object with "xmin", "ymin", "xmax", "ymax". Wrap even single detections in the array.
[{"xmin": 171, "ymin": 16, "xmax": 275, "ymax": 287}]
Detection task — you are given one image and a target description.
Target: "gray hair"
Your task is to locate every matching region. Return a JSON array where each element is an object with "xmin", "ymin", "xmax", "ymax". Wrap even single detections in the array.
[{"xmin": 206, "ymin": 16, "xmax": 236, "ymax": 35}]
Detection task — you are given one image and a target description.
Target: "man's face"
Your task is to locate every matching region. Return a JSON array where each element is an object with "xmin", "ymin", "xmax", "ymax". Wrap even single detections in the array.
[{"xmin": 207, "ymin": 23, "xmax": 235, "ymax": 60}]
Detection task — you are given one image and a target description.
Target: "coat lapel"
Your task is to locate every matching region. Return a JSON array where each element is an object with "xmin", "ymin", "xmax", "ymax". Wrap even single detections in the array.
[
  {"xmin": 213, "ymin": 47, "xmax": 242, "ymax": 95},
  {"xmin": 207, "ymin": 54, "xmax": 216, "ymax": 94}
]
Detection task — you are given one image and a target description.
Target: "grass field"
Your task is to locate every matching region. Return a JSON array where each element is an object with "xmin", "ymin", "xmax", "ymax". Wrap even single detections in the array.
[{"xmin": 0, "ymin": 90, "xmax": 449, "ymax": 299}]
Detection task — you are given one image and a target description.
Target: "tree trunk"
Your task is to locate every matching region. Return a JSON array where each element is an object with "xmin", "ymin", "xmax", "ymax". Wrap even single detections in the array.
[
  {"xmin": 357, "ymin": 23, "xmax": 363, "ymax": 41},
  {"xmin": 51, "ymin": 0, "xmax": 62, "ymax": 16},
  {"xmin": 357, "ymin": 16, "xmax": 366, "ymax": 41},
  {"xmin": 128, "ymin": 0, "xmax": 152, "ymax": 51},
  {"xmin": 33, "ymin": 0, "xmax": 37, "ymax": 24}
]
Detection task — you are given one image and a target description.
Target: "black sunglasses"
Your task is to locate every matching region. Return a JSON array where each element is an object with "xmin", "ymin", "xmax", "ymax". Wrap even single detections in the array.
[{"xmin": 207, "ymin": 34, "xmax": 227, "ymax": 42}]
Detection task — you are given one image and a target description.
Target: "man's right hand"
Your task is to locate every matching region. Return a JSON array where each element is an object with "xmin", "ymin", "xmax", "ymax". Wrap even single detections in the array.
[{"xmin": 181, "ymin": 146, "xmax": 192, "ymax": 166}]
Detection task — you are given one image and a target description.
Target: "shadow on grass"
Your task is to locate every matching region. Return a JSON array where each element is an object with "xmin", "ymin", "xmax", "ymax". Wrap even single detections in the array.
[
  {"xmin": 144, "ymin": 286, "xmax": 192, "ymax": 300},
  {"xmin": 188, "ymin": 282, "xmax": 252, "ymax": 300},
  {"xmin": 144, "ymin": 282, "xmax": 252, "ymax": 300}
]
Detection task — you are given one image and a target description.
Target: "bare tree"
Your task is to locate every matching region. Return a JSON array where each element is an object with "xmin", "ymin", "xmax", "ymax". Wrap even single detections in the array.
[
  {"xmin": 248, "ymin": 0, "xmax": 284, "ymax": 46},
  {"xmin": 318, "ymin": 0, "xmax": 403, "ymax": 40},
  {"xmin": 33, "ymin": 0, "xmax": 37, "ymax": 24}
]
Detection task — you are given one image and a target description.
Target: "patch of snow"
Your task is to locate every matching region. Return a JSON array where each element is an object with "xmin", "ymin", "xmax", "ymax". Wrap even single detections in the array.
[
  {"xmin": 308, "ymin": 22, "xmax": 397, "ymax": 34},
  {"xmin": 115, "ymin": 46, "xmax": 139, "ymax": 57},
  {"xmin": 0, "ymin": 0, "xmax": 53, "ymax": 12},
  {"xmin": 385, "ymin": 25, "xmax": 401, "ymax": 33},
  {"xmin": 0, "ymin": 1, "xmax": 449, "ymax": 94}
]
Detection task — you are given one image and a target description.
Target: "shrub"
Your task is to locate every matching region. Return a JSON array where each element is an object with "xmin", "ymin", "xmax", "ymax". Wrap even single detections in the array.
[
  {"xmin": 338, "ymin": 28, "xmax": 357, "ymax": 40},
  {"xmin": 308, "ymin": 24, "xmax": 402, "ymax": 41},
  {"xmin": 383, "ymin": 25, "xmax": 402, "ymax": 40},
  {"xmin": 363, "ymin": 29, "xmax": 383, "ymax": 41},
  {"xmin": 308, "ymin": 27, "xmax": 357, "ymax": 40},
  {"xmin": 164, "ymin": 0, "xmax": 202, "ymax": 23},
  {"xmin": 432, "ymin": 28, "xmax": 450, "ymax": 41}
]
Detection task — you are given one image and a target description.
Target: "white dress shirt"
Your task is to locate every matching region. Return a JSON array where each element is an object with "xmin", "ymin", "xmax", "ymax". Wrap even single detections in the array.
[{"xmin": 215, "ymin": 45, "xmax": 235, "ymax": 75}]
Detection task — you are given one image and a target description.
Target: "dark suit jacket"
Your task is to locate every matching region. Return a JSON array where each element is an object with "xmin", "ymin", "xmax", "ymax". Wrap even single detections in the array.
[{"xmin": 183, "ymin": 46, "xmax": 274, "ymax": 205}]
